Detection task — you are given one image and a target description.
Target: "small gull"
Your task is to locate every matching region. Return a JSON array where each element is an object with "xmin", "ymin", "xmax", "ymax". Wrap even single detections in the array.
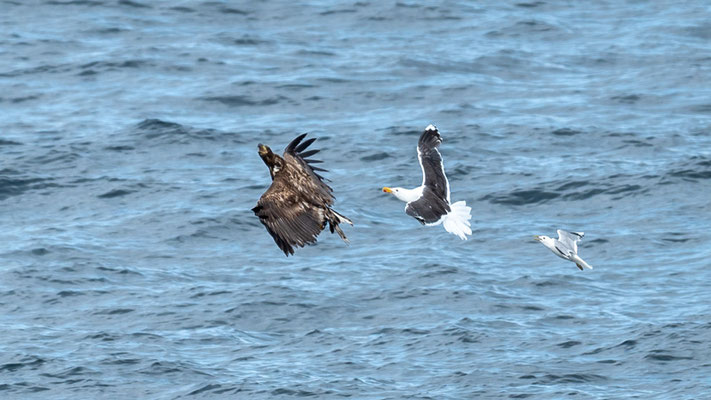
[{"xmin": 534, "ymin": 230, "xmax": 592, "ymax": 270}]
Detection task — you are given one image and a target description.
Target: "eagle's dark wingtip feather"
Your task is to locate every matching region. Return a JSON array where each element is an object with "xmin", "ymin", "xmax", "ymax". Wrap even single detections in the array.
[
  {"xmin": 277, "ymin": 239, "xmax": 295, "ymax": 256},
  {"xmin": 314, "ymin": 173, "xmax": 333, "ymax": 183},
  {"xmin": 299, "ymin": 149, "xmax": 320, "ymax": 158},
  {"xmin": 285, "ymin": 133, "xmax": 308, "ymax": 154},
  {"xmin": 296, "ymin": 137, "xmax": 317, "ymax": 153}
]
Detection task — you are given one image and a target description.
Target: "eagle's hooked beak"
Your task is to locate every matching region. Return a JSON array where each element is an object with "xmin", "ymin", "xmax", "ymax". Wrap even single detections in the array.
[
  {"xmin": 258, "ymin": 144, "xmax": 269, "ymax": 156},
  {"xmin": 382, "ymin": 187, "xmax": 392, "ymax": 193}
]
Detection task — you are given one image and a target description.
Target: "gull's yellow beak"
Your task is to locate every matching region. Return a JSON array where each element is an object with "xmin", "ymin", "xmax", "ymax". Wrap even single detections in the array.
[
  {"xmin": 382, "ymin": 187, "xmax": 392, "ymax": 193},
  {"xmin": 533, "ymin": 235, "xmax": 541, "ymax": 241}
]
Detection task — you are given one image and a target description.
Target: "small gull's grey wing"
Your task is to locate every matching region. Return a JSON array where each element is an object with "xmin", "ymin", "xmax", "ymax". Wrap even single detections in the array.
[
  {"xmin": 252, "ymin": 181, "xmax": 325, "ymax": 256},
  {"xmin": 557, "ymin": 230, "xmax": 584, "ymax": 254},
  {"xmin": 417, "ymin": 125, "xmax": 450, "ymax": 203},
  {"xmin": 405, "ymin": 187, "xmax": 451, "ymax": 225},
  {"xmin": 552, "ymin": 240, "xmax": 573, "ymax": 259}
]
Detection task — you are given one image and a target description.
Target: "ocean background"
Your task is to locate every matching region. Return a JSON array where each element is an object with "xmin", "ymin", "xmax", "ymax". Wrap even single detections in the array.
[{"xmin": 2, "ymin": 1, "xmax": 711, "ymax": 398}]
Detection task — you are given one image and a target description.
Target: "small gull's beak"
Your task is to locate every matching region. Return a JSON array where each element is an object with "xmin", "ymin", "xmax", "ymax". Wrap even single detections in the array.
[
  {"xmin": 533, "ymin": 235, "xmax": 541, "ymax": 241},
  {"xmin": 382, "ymin": 187, "xmax": 392, "ymax": 193}
]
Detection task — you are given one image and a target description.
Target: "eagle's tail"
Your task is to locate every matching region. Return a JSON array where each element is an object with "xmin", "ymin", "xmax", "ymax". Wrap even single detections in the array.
[
  {"xmin": 328, "ymin": 209, "xmax": 353, "ymax": 244},
  {"xmin": 442, "ymin": 201, "xmax": 472, "ymax": 240}
]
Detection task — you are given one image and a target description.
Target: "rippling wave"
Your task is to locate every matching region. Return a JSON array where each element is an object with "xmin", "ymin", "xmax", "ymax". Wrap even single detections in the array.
[{"xmin": 481, "ymin": 175, "xmax": 651, "ymax": 205}]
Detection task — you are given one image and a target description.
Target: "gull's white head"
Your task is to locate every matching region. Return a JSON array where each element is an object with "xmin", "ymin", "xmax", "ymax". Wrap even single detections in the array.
[
  {"xmin": 382, "ymin": 186, "xmax": 419, "ymax": 202},
  {"xmin": 383, "ymin": 186, "xmax": 403, "ymax": 200},
  {"xmin": 534, "ymin": 235, "xmax": 556, "ymax": 249}
]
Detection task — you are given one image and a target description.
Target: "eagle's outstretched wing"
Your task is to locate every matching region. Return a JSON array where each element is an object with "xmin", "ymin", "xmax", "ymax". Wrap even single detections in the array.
[
  {"xmin": 283, "ymin": 133, "xmax": 334, "ymax": 205},
  {"xmin": 252, "ymin": 179, "xmax": 325, "ymax": 256}
]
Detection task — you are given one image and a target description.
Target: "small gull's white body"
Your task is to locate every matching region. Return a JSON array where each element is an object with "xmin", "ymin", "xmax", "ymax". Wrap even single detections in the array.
[
  {"xmin": 535, "ymin": 230, "xmax": 592, "ymax": 270},
  {"xmin": 383, "ymin": 124, "xmax": 472, "ymax": 240}
]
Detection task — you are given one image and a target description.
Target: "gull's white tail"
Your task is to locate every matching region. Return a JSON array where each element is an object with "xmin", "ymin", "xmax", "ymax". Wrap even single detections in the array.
[
  {"xmin": 571, "ymin": 254, "xmax": 593, "ymax": 270},
  {"xmin": 442, "ymin": 201, "xmax": 472, "ymax": 240}
]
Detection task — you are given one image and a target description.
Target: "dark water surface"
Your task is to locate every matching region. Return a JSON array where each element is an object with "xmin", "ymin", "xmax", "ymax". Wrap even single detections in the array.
[{"xmin": 2, "ymin": 1, "xmax": 711, "ymax": 398}]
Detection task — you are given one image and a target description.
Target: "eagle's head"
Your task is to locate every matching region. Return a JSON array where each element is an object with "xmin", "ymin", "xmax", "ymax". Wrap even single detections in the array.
[{"xmin": 258, "ymin": 143, "xmax": 286, "ymax": 179}]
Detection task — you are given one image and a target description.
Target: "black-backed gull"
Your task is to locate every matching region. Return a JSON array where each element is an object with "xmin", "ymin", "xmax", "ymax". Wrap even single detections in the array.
[{"xmin": 382, "ymin": 124, "xmax": 472, "ymax": 240}]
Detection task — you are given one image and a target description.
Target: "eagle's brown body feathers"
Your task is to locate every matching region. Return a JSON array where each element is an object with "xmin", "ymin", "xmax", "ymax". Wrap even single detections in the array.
[{"xmin": 252, "ymin": 134, "xmax": 352, "ymax": 256}]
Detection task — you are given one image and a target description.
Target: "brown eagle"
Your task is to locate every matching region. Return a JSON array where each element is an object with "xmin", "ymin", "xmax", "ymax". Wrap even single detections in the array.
[{"xmin": 252, "ymin": 133, "xmax": 353, "ymax": 256}]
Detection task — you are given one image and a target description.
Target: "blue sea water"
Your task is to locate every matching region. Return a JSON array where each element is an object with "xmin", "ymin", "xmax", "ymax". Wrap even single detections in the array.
[{"xmin": 2, "ymin": 0, "xmax": 711, "ymax": 398}]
